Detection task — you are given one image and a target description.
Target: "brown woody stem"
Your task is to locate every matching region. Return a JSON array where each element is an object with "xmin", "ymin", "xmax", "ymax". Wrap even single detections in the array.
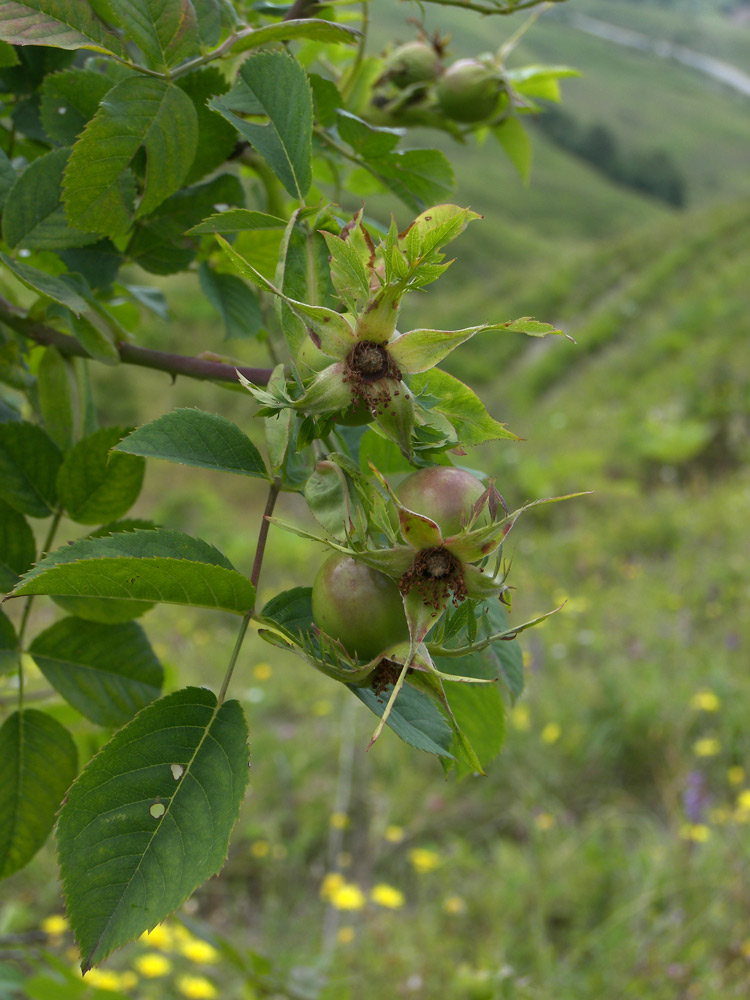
[{"xmin": 0, "ymin": 301, "xmax": 273, "ymax": 387}]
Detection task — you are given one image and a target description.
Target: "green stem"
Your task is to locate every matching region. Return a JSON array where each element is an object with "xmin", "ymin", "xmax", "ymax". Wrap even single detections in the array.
[
  {"xmin": 338, "ymin": 0, "xmax": 369, "ymax": 104},
  {"xmin": 217, "ymin": 481, "xmax": 281, "ymax": 704},
  {"xmin": 17, "ymin": 508, "xmax": 63, "ymax": 711}
]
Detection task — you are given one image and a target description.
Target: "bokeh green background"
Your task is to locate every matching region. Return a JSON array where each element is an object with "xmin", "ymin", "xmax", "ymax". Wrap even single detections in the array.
[{"xmin": 3, "ymin": 1, "xmax": 750, "ymax": 997}]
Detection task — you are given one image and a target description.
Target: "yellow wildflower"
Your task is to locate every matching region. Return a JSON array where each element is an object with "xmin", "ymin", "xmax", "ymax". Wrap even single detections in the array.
[
  {"xmin": 680, "ymin": 823, "xmax": 710, "ymax": 843},
  {"xmin": 689, "ymin": 689, "xmax": 720, "ymax": 712},
  {"xmin": 180, "ymin": 939, "xmax": 219, "ymax": 964},
  {"xmin": 511, "ymin": 704, "xmax": 530, "ymax": 732},
  {"xmin": 330, "ymin": 812, "xmax": 349, "ymax": 829},
  {"xmin": 253, "ymin": 662, "xmax": 272, "ymax": 681},
  {"xmin": 728, "ymin": 766, "xmax": 745, "ymax": 786},
  {"xmin": 384, "ymin": 824, "xmax": 405, "ymax": 843},
  {"xmin": 370, "ymin": 884, "xmax": 405, "ymax": 909},
  {"xmin": 541, "ymin": 723, "xmax": 561, "ymax": 745},
  {"xmin": 693, "ymin": 737, "xmax": 720, "ymax": 757},
  {"xmin": 134, "ymin": 953, "xmax": 172, "ymax": 978},
  {"xmin": 330, "ymin": 883, "xmax": 366, "ymax": 911},
  {"xmin": 408, "ymin": 848, "xmax": 441, "ymax": 874},
  {"xmin": 337, "ymin": 926, "xmax": 355, "ymax": 944},
  {"xmin": 313, "ymin": 699, "xmax": 333, "ymax": 716},
  {"xmin": 176, "ymin": 975, "xmax": 218, "ymax": 999},
  {"xmin": 320, "ymin": 872, "xmax": 346, "ymax": 900},
  {"xmin": 442, "ymin": 896, "xmax": 466, "ymax": 915},
  {"xmin": 741, "ymin": 940, "xmax": 750, "ymax": 959},
  {"xmin": 250, "ymin": 840, "xmax": 270, "ymax": 858},
  {"xmin": 139, "ymin": 924, "xmax": 174, "ymax": 950},
  {"xmin": 83, "ymin": 969, "xmax": 123, "ymax": 991},
  {"xmin": 736, "ymin": 790, "xmax": 750, "ymax": 811},
  {"xmin": 42, "ymin": 915, "xmax": 68, "ymax": 937},
  {"xmin": 535, "ymin": 813, "xmax": 556, "ymax": 831}
]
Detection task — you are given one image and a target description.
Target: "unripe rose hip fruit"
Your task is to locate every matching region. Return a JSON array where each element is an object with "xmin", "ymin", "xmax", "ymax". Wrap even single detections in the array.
[
  {"xmin": 312, "ymin": 553, "xmax": 409, "ymax": 661},
  {"xmin": 382, "ymin": 41, "xmax": 442, "ymax": 88},
  {"xmin": 436, "ymin": 58, "xmax": 503, "ymax": 123},
  {"xmin": 395, "ymin": 466, "xmax": 489, "ymax": 536}
]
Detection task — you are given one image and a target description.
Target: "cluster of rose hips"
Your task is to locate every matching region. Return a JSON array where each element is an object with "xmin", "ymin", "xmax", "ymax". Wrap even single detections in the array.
[
  {"xmin": 312, "ymin": 465, "xmax": 499, "ymax": 663},
  {"xmin": 373, "ymin": 37, "xmax": 506, "ymax": 126}
]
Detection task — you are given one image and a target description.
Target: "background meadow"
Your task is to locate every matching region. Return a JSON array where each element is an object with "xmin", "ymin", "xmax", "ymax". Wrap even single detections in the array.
[{"xmin": 2, "ymin": 1, "xmax": 750, "ymax": 997}]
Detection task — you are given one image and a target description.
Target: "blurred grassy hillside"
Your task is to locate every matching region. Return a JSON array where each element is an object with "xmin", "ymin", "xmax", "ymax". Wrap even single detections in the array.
[{"xmin": 5, "ymin": 2, "xmax": 750, "ymax": 998}]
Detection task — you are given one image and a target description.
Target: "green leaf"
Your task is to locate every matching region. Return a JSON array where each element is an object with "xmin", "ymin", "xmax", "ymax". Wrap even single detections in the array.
[
  {"xmin": 63, "ymin": 77, "xmax": 198, "ymax": 238},
  {"xmin": 0, "ymin": 147, "xmax": 16, "ymax": 208},
  {"xmin": 304, "ymin": 459, "xmax": 354, "ymax": 540},
  {"xmin": 29, "ymin": 617, "xmax": 163, "ymax": 727},
  {"xmin": 0, "ymin": 252, "xmax": 88, "ymax": 313},
  {"xmin": 371, "ymin": 149, "xmax": 454, "ymax": 213},
  {"xmin": 309, "ymin": 72, "xmax": 341, "ymax": 128},
  {"xmin": 52, "ymin": 520, "xmax": 159, "ymax": 624},
  {"xmin": 10, "ymin": 528, "xmax": 256, "ymax": 615},
  {"xmin": 37, "ymin": 344, "xmax": 76, "ymax": 450},
  {"xmin": 176, "ymin": 66, "xmax": 237, "ymax": 185},
  {"xmin": 39, "ymin": 67, "xmax": 115, "ymax": 146},
  {"xmin": 186, "ymin": 208, "xmax": 285, "ymax": 236},
  {"xmin": 0, "ymin": 709, "xmax": 77, "ymax": 879},
  {"xmin": 500, "ymin": 316, "xmax": 566, "ymax": 337},
  {"xmin": 126, "ymin": 173, "xmax": 244, "ymax": 275},
  {"xmin": 232, "ymin": 17, "xmax": 359, "ymax": 53},
  {"xmin": 389, "ymin": 325, "xmax": 491, "ymax": 375},
  {"xmin": 259, "ymin": 586, "xmax": 314, "ymax": 642},
  {"xmin": 59, "ymin": 239, "xmax": 122, "ymax": 290},
  {"xmin": 336, "ymin": 110, "xmax": 402, "ymax": 158},
  {"xmin": 53, "ymin": 304, "xmax": 120, "ymax": 364},
  {"xmin": 208, "ymin": 50, "xmax": 312, "ymax": 199},
  {"xmin": 0, "ymin": 37, "xmax": 19, "ymax": 64},
  {"xmin": 351, "ymin": 684, "xmax": 455, "ymax": 759},
  {"xmin": 399, "ymin": 204, "xmax": 482, "ymax": 261},
  {"xmin": 193, "ymin": 0, "xmax": 221, "ymax": 46},
  {"xmin": 108, "ymin": 0, "xmax": 200, "ymax": 71},
  {"xmin": 0, "ymin": 1, "xmax": 125, "ymax": 54},
  {"xmin": 0, "ymin": 498, "xmax": 35, "ymax": 592},
  {"xmin": 57, "ymin": 425, "xmax": 145, "ymax": 524},
  {"xmin": 113, "ymin": 408, "xmax": 268, "ymax": 479},
  {"xmin": 437, "ymin": 649, "xmax": 506, "ymax": 775},
  {"xmin": 493, "ymin": 117, "xmax": 532, "ymax": 184},
  {"xmin": 0, "ymin": 607, "xmax": 19, "ymax": 674},
  {"xmin": 412, "ymin": 368, "xmax": 519, "ymax": 446},
  {"xmin": 3, "ymin": 147, "xmax": 100, "ymax": 249},
  {"xmin": 0, "ymin": 420, "xmax": 61, "ymax": 517},
  {"xmin": 198, "ymin": 263, "xmax": 263, "ymax": 340},
  {"xmin": 321, "ymin": 226, "xmax": 371, "ymax": 313},
  {"xmin": 57, "ymin": 686, "xmax": 249, "ymax": 969}
]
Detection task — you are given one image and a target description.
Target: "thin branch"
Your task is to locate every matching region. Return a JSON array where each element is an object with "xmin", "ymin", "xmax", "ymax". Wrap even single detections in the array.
[
  {"xmin": 0, "ymin": 301, "xmax": 273, "ymax": 387},
  {"xmin": 217, "ymin": 480, "xmax": 282, "ymax": 705}
]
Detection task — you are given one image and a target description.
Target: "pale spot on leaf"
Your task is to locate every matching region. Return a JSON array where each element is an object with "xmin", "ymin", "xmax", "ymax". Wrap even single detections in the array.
[
  {"xmin": 170, "ymin": 764, "xmax": 184, "ymax": 780},
  {"xmin": 58, "ymin": 107, "xmax": 67, "ymax": 115},
  {"xmin": 150, "ymin": 802, "xmax": 166, "ymax": 819}
]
